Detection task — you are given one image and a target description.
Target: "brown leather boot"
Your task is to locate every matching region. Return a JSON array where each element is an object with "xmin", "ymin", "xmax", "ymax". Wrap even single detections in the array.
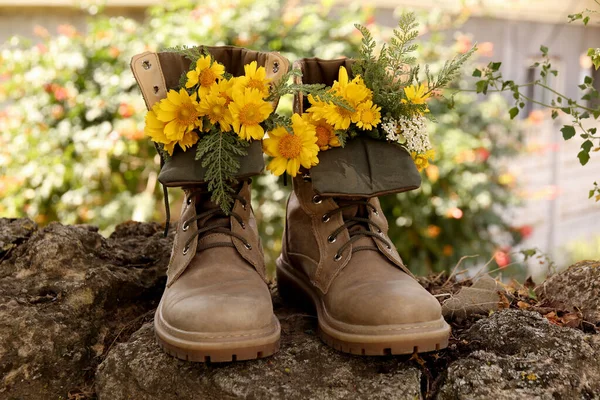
[
  {"xmin": 276, "ymin": 58, "xmax": 450, "ymax": 355},
  {"xmin": 131, "ymin": 47, "xmax": 289, "ymax": 362}
]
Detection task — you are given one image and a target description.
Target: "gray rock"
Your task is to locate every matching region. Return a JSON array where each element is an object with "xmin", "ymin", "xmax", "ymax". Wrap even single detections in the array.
[
  {"xmin": 438, "ymin": 309, "xmax": 600, "ymax": 399},
  {"xmin": 95, "ymin": 311, "xmax": 423, "ymax": 400},
  {"xmin": 536, "ymin": 260, "xmax": 600, "ymax": 324},
  {"xmin": 0, "ymin": 219, "xmax": 171, "ymax": 399}
]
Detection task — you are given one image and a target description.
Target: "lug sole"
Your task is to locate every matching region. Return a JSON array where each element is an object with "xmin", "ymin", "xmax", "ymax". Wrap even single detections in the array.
[
  {"xmin": 154, "ymin": 310, "xmax": 280, "ymax": 363},
  {"xmin": 276, "ymin": 258, "xmax": 450, "ymax": 356}
]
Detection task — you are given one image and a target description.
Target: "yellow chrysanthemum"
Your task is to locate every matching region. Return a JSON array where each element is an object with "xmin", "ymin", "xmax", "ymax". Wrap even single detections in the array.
[
  {"xmin": 234, "ymin": 61, "xmax": 271, "ymax": 98},
  {"xmin": 185, "ymin": 55, "xmax": 225, "ymax": 96},
  {"xmin": 145, "ymin": 102, "xmax": 198, "ymax": 155},
  {"xmin": 411, "ymin": 149, "xmax": 436, "ymax": 172},
  {"xmin": 354, "ymin": 100, "xmax": 381, "ymax": 130},
  {"xmin": 403, "ymin": 84, "xmax": 431, "ymax": 105},
  {"xmin": 305, "ymin": 115, "xmax": 340, "ymax": 150},
  {"xmin": 211, "ymin": 78, "xmax": 236, "ymax": 106},
  {"xmin": 264, "ymin": 114, "xmax": 319, "ymax": 177},
  {"xmin": 155, "ymin": 88, "xmax": 203, "ymax": 141},
  {"xmin": 332, "ymin": 66, "xmax": 372, "ymax": 105},
  {"xmin": 198, "ymin": 87, "xmax": 233, "ymax": 132},
  {"xmin": 229, "ymin": 87, "xmax": 273, "ymax": 141}
]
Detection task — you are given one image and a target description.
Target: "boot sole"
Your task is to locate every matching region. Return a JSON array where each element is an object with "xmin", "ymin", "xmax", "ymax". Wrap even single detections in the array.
[
  {"xmin": 276, "ymin": 258, "xmax": 450, "ymax": 356},
  {"xmin": 154, "ymin": 306, "xmax": 280, "ymax": 363}
]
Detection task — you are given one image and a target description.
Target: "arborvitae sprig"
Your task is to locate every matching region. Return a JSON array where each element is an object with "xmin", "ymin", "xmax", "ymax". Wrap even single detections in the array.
[{"xmin": 195, "ymin": 128, "xmax": 250, "ymax": 214}]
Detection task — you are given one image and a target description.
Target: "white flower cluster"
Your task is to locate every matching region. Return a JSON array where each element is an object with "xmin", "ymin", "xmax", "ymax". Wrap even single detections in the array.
[{"xmin": 381, "ymin": 115, "xmax": 431, "ymax": 154}]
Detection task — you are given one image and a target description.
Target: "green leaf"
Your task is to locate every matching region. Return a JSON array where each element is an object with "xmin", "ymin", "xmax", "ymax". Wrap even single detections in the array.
[
  {"xmin": 472, "ymin": 68, "xmax": 482, "ymax": 77},
  {"xmin": 509, "ymin": 107, "xmax": 519, "ymax": 120},
  {"xmin": 551, "ymin": 110, "xmax": 558, "ymax": 119},
  {"xmin": 581, "ymin": 139, "xmax": 594, "ymax": 152},
  {"xmin": 561, "ymin": 125, "xmax": 576, "ymax": 140},
  {"xmin": 490, "ymin": 61, "xmax": 502, "ymax": 72},
  {"xmin": 195, "ymin": 130, "xmax": 249, "ymax": 213},
  {"xmin": 540, "ymin": 45, "xmax": 548, "ymax": 55},
  {"xmin": 583, "ymin": 16, "xmax": 590, "ymax": 25},
  {"xmin": 584, "ymin": 75, "xmax": 593, "ymax": 85},
  {"xmin": 590, "ymin": 190, "xmax": 596, "ymax": 199},
  {"xmin": 476, "ymin": 80, "xmax": 488, "ymax": 94},
  {"xmin": 578, "ymin": 149, "xmax": 590, "ymax": 165}
]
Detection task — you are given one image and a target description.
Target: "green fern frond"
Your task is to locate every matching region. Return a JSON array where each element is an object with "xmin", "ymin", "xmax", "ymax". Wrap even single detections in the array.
[{"xmin": 195, "ymin": 129, "xmax": 249, "ymax": 214}]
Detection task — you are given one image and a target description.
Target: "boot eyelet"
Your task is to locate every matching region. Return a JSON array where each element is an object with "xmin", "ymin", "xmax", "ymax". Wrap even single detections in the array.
[
  {"xmin": 182, "ymin": 222, "xmax": 189, "ymax": 232},
  {"xmin": 372, "ymin": 210, "xmax": 379, "ymax": 216},
  {"xmin": 241, "ymin": 203, "xmax": 247, "ymax": 210},
  {"xmin": 240, "ymin": 222, "xmax": 246, "ymax": 229},
  {"xmin": 244, "ymin": 242, "xmax": 252, "ymax": 250},
  {"xmin": 312, "ymin": 195, "xmax": 322, "ymax": 204},
  {"xmin": 182, "ymin": 245, "xmax": 190, "ymax": 255},
  {"xmin": 334, "ymin": 253, "xmax": 342, "ymax": 261},
  {"xmin": 386, "ymin": 244, "xmax": 392, "ymax": 250},
  {"xmin": 322, "ymin": 214, "xmax": 330, "ymax": 223},
  {"xmin": 327, "ymin": 235, "xmax": 336, "ymax": 243},
  {"xmin": 377, "ymin": 228, "xmax": 382, "ymax": 234},
  {"xmin": 273, "ymin": 61, "xmax": 280, "ymax": 73},
  {"xmin": 186, "ymin": 197, "xmax": 192, "ymax": 206}
]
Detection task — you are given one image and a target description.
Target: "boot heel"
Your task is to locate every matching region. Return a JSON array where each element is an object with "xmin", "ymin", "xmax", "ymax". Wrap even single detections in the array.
[{"xmin": 276, "ymin": 259, "xmax": 317, "ymax": 315}]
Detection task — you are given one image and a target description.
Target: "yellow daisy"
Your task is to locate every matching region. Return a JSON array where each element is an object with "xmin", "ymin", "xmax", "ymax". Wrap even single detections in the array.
[
  {"xmin": 234, "ymin": 61, "xmax": 271, "ymax": 98},
  {"xmin": 411, "ymin": 149, "xmax": 436, "ymax": 172},
  {"xmin": 264, "ymin": 113, "xmax": 319, "ymax": 177},
  {"xmin": 211, "ymin": 78, "xmax": 236, "ymax": 106},
  {"xmin": 185, "ymin": 55, "xmax": 225, "ymax": 96},
  {"xmin": 155, "ymin": 88, "xmax": 203, "ymax": 141},
  {"xmin": 145, "ymin": 103, "xmax": 198, "ymax": 155},
  {"xmin": 403, "ymin": 83, "xmax": 431, "ymax": 105},
  {"xmin": 229, "ymin": 87, "xmax": 273, "ymax": 141},
  {"xmin": 354, "ymin": 100, "xmax": 381, "ymax": 130},
  {"xmin": 198, "ymin": 87, "xmax": 233, "ymax": 132},
  {"xmin": 306, "ymin": 116, "xmax": 340, "ymax": 150}
]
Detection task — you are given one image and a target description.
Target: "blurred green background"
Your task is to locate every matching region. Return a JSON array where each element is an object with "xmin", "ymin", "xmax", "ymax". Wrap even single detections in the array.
[{"xmin": 1, "ymin": 0, "xmax": 581, "ymax": 277}]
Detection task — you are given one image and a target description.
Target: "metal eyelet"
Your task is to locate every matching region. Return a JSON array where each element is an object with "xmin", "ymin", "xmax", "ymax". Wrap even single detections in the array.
[
  {"xmin": 327, "ymin": 235, "xmax": 336, "ymax": 243},
  {"xmin": 244, "ymin": 242, "xmax": 252, "ymax": 250},
  {"xmin": 386, "ymin": 244, "xmax": 392, "ymax": 250},
  {"xmin": 240, "ymin": 222, "xmax": 246, "ymax": 229},
  {"xmin": 182, "ymin": 245, "xmax": 190, "ymax": 255},
  {"xmin": 377, "ymin": 228, "xmax": 382, "ymax": 234},
  {"xmin": 242, "ymin": 203, "xmax": 247, "ymax": 210},
  {"xmin": 312, "ymin": 195, "xmax": 322, "ymax": 204},
  {"xmin": 142, "ymin": 60, "xmax": 151, "ymax": 70},
  {"xmin": 302, "ymin": 172, "xmax": 311, "ymax": 182},
  {"xmin": 372, "ymin": 209, "xmax": 379, "ymax": 216},
  {"xmin": 334, "ymin": 253, "xmax": 342, "ymax": 261},
  {"xmin": 273, "ymin": 61, "xmax": 280, "ymax": 73},
  {"xmin": 322, "ymin": 214, "xmax": 330, "ymax": 223},
  {"xmin": 182, "ymin": 222, "xmax": 189, "ymax": 232},
  {"xmin": 186, "ymin": 197, "xmax": 192, "ymax": 206}
]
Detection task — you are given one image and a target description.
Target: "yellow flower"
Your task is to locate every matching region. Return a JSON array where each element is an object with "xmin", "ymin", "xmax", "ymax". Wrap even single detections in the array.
[
  {"xmin": 145, "ymin": 102, "xmax": 198, "ymax": 156},
  {"xmin": 354, "ymin": 100, "xmax": 381, "ymax": 130},
  {"xmin": 229, "ymin": 87, "xmax": 273, "ymax": 141},
  {"xmin": 305, "ymin": 116, "xmax": 340, "ymax": 150},
  {"xmin": 198, "ymin": 86, "xmax": 233, "ymax": 132},
  {"xmin": 411, "ymin": 149, "xmax": 436, "ymax": 172},
  {"xmin": 185, "ymin": 55, "xmax": 225, "ymax": 96},
  {"xmin": 234, "ymin": 61, "xmax": 271, "ymax": 98},
  {"xmin": 211, "ymin": 78, "xmax": 236, "ymax": 106},
  {"xmin": 264, "ymin": 113, "xmax": 319, "ymax": 177},
  {"xmin": 155, "ymin": 89, "xmax": 203, "ymax": 141},
  {"xmin": 403, "ymin": 84, "xmax": 431, "ymax": 105}
]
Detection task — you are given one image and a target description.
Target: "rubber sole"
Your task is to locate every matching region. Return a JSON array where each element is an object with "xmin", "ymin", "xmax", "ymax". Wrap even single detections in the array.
[
  {"xmin": 154, "ymin": 307, "xmax": 280, "ymax": 363},
  {"xmin": 276, "ymin": 258, "xmax": 450, "ymax": 356}
]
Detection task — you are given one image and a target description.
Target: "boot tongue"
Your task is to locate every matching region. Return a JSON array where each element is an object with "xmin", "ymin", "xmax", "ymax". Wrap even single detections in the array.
[
  {"xmin": 191, "ymin": 190, "xmax": 235, "ymax": 247},
  {"xmin": 336, "ymin": 198, "xmax": 377, "ymax": 248}
]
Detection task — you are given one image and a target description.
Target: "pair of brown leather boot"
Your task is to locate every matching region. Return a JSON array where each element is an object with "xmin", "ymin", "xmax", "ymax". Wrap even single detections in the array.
[{"xmin": 132, "ymin": 47, "xmax": 449, "ymax": 362}]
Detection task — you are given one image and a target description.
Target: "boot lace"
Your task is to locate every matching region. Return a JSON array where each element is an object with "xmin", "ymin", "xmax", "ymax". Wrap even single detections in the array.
[
  {"xmin": 180, "ymin": 189, "xmax": 252, "ymax": 255},
  {"xmin": 319, "ymin": 196, "xmax": 392, "ymax": 261}
]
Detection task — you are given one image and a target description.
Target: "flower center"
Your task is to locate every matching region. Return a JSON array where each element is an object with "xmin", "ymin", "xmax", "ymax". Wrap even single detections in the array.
[
  {"xmin": 315, "ymin": 126, "xmax": 331, "ymax": 147},
  {"xmin": 278, "ymin": 134, "xmax": 302, "ymax": 159},
  {"xmin": 177, "ymin": 104, "xmax": 199, "ymax": 125},
  {"xmin": 247, "ymin": 78, "xmax": 266, "ymax": 92},
  {"xmin": 199, "ymin": 69, "xmax": 217, "ymax": 87},
  {"xmin": 361, "ymin": 109, "xmax": 375, "ymax": 124},
  {"xmin": 238, "ymin": 104, "xmax": 260, "ymax": 125}
]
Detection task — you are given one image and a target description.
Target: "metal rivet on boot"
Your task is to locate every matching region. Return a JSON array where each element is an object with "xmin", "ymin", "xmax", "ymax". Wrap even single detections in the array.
[
  {"xmin": 186, "ymin": 197, "xmax": 192, "ymax": 205},
  {"xmin": 273, "ymin": 61, "xmax": 279, "ymax": 73},
  {"xmin": 312, "ymin": 195, "xmax": 322, "ymax": 204},
  {"xmin": 245, "ymin": 242, "xmax": 252, "ymax": 250},
  {"xmin": 182, "ymin": 222, "xmax": 189, "ymax": 232},
  {"xmin": 322, "ymin": 214, "xmax": 330, "ymax": 223},
  {"xmin": 327, "ymin": 235, "xmax": 336, "ymax": 243},
  {"xmin": 142, "ymin": 60, "xmax": 151, "ymax": 69},
  {"xmin": 334, "ymin": 253, "xmax": 342, "ymax": 261},
  {"xmin": 182, "ymin": 245, "xmax": 190, "ymax": 255}
]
